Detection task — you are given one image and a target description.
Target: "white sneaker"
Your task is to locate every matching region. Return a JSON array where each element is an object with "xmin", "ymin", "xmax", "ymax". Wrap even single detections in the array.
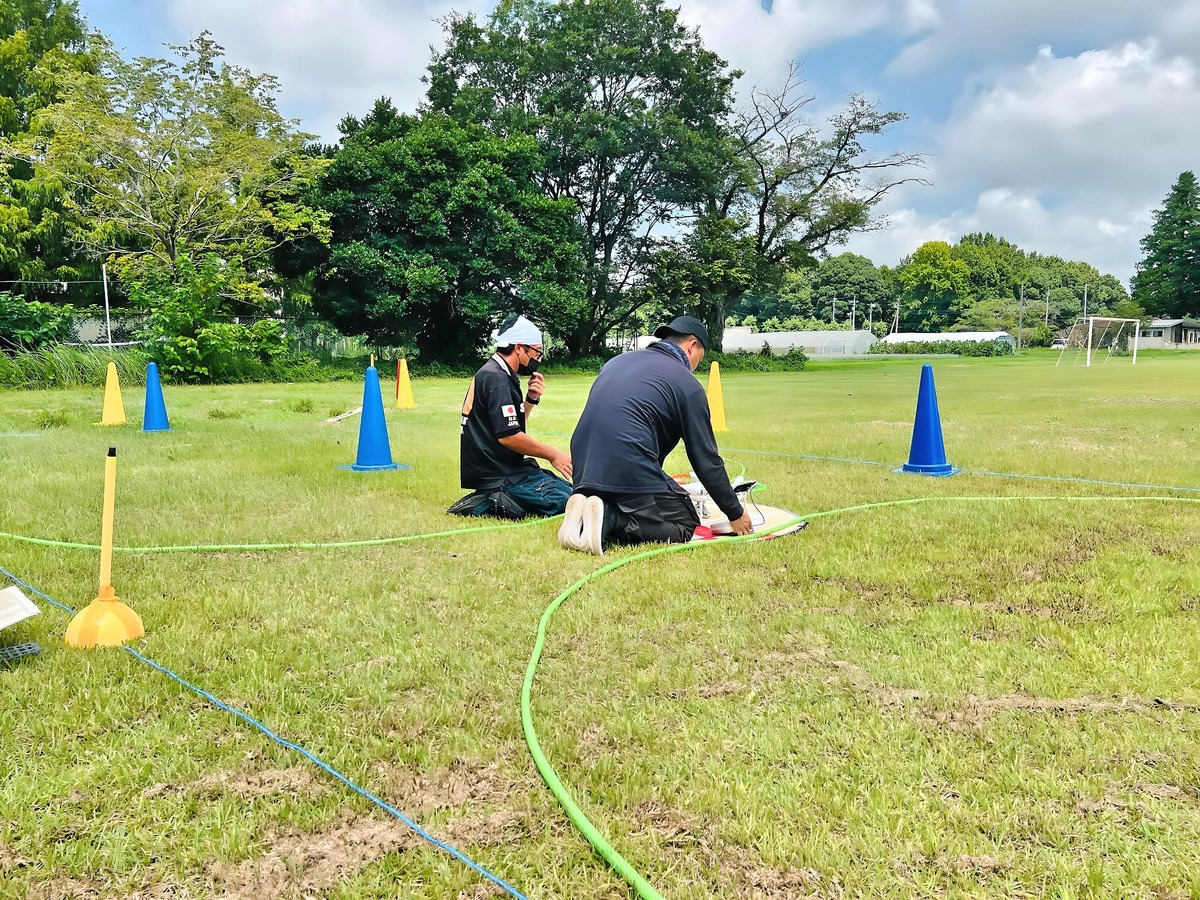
[
  {"xmin": 557, "ymin": 494, "xmax": 586, "ymax": 550},
  {"xmin": 580, "ymin": 495, "xmax": 605, "ymax": 556}
]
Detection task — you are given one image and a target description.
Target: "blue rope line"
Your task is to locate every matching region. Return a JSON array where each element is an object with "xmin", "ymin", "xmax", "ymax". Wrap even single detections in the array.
[
  {"xmin": 724, "ymin": 447, "xmax": 888, "ymax": 467},
  {"xmin": 543, "ymin": 428, "xmax": 1200, "ymax": 494},
  {"xmin": 710, "ymin": 448, "xmax": 1200, "ymax": 496},
  {"xmin": 0, "ymin": 563, "xmax": 531, "ymax": 900},
  {"xmin": 966, "ymin": 469, "xmax": 1200, "ymax": 494}
]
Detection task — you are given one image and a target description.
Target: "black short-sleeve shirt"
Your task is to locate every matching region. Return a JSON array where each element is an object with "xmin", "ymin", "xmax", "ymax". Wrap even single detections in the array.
[{"xmin": 460, "ymin": 354, "xmax": 534, "ymax": 489}]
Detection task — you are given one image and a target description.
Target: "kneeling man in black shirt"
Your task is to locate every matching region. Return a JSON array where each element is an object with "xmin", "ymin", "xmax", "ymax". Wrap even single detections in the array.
[
  {"xmin": 449, "ymin": 314, "xmax": 573, "ymax": 519},
  {"xmin": 560, "ymin": 315, "xmax": 752, "ymax": 554}
]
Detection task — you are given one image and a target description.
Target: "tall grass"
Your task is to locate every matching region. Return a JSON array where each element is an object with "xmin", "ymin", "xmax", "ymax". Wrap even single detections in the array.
[
  {"xmin": 0, "ymin": 345, "xmax": 365, "ymax": 390},
  {"xmin": 0, "ymin": 345, "xmax": 149, "ymax": 389}
]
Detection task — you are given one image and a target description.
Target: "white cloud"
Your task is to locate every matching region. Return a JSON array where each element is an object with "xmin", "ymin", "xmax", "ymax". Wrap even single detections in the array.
[
  {"xmin": 164, "ymin": 0, "xmax": 493, "ymax": 140},
  {"xmin": 887, "ymin": 0, "xmax": 1167, "ymax": 76},
  {"xmin": 142, "ymin": 0, "xmax": 1199, "ymax": 286},
  {"xmin": 940, "ymin": 40, "xmax": 1200, "ymax": 198},
  {"xmin": 898, "ymin": 37, "xmax": 1200, "ymax": 282},
  {"xmin": 675, "ymin": 0, "xmax": 894, "ymax": 94},
  {"xmin": 844, "ymin": 187, "xmax": 1152, "ymax": 285}
]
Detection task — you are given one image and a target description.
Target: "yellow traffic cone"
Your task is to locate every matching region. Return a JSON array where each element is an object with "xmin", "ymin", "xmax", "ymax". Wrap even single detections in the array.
[
  {"xmin": 65, "ymin": 448, "xmax": 144, "ymax": 649},
  {"xmin": 707, "ymin": 361, "xmax": 728, "ymax": 433},
  {"xmin": 97, "ymin": 362, "xmax": 126, "ymax": 426},
  {"xmin": 395, "ymin": 359, "xmax": 415, "ymax": 409}
]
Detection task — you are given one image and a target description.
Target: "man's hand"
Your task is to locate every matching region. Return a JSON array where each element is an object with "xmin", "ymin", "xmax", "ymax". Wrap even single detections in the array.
[
  {"xmin": 728, "ymin": 510, "xmax": 753, "ymax": 535},
  {"xmin": 526, "ymin": 371, "xmax": 546, "ymax": 403},
  {"xmin": 550, "ymin": 449, "xmax": 572, "ymax": 480}
]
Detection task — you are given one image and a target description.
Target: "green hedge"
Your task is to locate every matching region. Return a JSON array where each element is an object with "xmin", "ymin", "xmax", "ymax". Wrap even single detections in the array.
[
  {"xmin": 697, "ymin": 348, "xmax": 807, "ymax": 372},
  {"xmin": 871, "ymin": 340, "xmax": 1013, "ymax": 357},
  {"xmin": 407, "ymin": 347, "xmax": 808, "ymax": 378},
  {"xmin": 1, "ymin": 344, "xmax": 809, "ymax": 389},
  {"xmin": 0, "ymin": 345, "xmax": 365, "ymax": 390}
]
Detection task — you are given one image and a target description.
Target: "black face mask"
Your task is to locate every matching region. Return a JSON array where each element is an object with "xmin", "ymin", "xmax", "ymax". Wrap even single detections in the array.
[{"xmin": 517, "ymin": 349, "xmax": 541, "ymax": 376}]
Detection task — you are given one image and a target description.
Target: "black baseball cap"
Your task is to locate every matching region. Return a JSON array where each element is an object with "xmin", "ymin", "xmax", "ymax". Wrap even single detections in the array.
[{"xmin": 653, "ymin": 315, "xmax": 709, "ymax": 350}]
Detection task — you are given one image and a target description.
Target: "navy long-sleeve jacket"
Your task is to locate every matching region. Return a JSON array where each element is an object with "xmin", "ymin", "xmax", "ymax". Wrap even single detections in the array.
[{"xmin": 570, "ymin": 342, "xmax": 743, "ymax": 520}]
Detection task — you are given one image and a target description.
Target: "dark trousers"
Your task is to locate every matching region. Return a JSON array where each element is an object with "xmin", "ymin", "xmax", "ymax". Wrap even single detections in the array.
[
  {"xmin": 449, "ymin": 468, "xmax": 572, "ymax": 519},
  {"xmin": 590, "ymin": 490, "xmax": 701, "ymax": 546}
]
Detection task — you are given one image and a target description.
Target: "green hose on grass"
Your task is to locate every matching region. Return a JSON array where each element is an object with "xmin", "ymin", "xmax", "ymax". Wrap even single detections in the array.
[
  {"xmin": 521, "ymin": 493, "xmax": 1200, "ymax": 899},
  {"xmin": 0, "ymin": 515, "xmax": 548, "ymax": 553}
]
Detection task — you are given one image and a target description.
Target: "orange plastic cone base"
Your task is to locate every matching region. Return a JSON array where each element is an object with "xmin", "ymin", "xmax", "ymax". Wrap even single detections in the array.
[{"xmin": 65, "ymin": 586, "xmax": 144, "ymax": 648}]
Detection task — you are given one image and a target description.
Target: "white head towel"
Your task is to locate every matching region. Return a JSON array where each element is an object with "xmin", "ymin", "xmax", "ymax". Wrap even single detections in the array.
[{"xmin": 493, "ymin": 314, "xmax": 542, "ymax": 346}]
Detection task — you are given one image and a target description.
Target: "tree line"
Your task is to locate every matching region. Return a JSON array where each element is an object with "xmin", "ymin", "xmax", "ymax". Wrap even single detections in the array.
[
  {"xmin": 0, "ymin": 0, "xmax": 1188, "ymax": 373},
  {"xmin": 733, "ymin": 233, "xmax": 1139, "ymax": 346}
]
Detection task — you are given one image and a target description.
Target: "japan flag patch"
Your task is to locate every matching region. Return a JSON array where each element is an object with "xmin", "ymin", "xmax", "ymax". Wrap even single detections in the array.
[{"xmin": 501, "ymin": 404, "xmax": 517, "ymax": 417}]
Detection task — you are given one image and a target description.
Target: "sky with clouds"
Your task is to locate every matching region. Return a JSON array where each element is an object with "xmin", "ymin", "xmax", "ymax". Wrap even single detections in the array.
[{"xmin": 77, "ymin": 0, "xmax": 1200, "ymax": 286}]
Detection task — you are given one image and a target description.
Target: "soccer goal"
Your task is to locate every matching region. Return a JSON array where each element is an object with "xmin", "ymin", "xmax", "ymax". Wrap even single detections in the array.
[{"xmin": 1055, "ymin": 317, "xmax": 1140, "ymax": 367}]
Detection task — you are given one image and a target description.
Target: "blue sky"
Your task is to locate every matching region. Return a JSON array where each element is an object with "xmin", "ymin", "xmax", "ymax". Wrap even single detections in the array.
[{"xmin": 76, "ymin": 0, "xmax": 1200, "ymax": 287}]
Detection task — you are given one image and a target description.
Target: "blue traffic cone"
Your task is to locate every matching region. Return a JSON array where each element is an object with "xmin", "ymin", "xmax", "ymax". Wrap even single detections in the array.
[
  {"xmin": 142, "ymin": 362, "xmax": 172, "ymax": 432},
  {"xmin": 900, "ymin": 364, "xmax": 957, "ymax": 476},
  {"xmin": 341, "ymin": 365, "xmax": 408, "ymax": 472}
]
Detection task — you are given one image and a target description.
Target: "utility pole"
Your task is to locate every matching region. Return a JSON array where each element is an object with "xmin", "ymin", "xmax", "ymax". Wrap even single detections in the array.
[
  {"xmin": 893, "ymin": 297, "xmax": 901, "ymax": 334},
  {"xmin": 832, "ymin": 296, "xmax": 837, "ymax": 323},
  {"xmin": 1017, "ymin": 284, "xmax": 1024, "ymax": 350},
  {"xmin": 1082, "ymin": 283, "xmax": 1088, "ymax": 320},
  {"xmin": 102, "ymin": 263, "xmax": 112, "ymax": 350}
]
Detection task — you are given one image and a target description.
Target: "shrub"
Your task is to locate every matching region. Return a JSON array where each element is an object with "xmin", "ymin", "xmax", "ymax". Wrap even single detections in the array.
[
  {"xmin": 871, "ymin": 340, "xmax": 1013, "ymax": 357},
  {"xmin": 697, "ymin": 348, "xmax": 808, "ymax": 372},
  {"xmin": 121, "ymin": 254, "xmax": 287, "ymax": 383},
  {"xmin": 34, "ymin": 408, "xmax": 69, "ymax": 428},
  {"xmin": 0, "ymin": 294, "xmax": 76, "ymax": 351}
]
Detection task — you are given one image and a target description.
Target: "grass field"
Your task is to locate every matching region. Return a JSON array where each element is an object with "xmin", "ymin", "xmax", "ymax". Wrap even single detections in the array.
[{"xmin": 1, "ymin": 350, "xmax": 1198, "ymax": 899}]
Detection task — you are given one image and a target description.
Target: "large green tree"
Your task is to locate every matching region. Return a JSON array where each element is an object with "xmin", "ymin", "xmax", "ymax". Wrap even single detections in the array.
[
  {"xmin": 638, "ymin": 212, "xmax": 768, "ymax": 336},
  {"xmin": 1132, "ymin": 171, "xmax": 1200, "ymax": 318},
  {"xmin": 0, "ymin": 0, "xmax": 95, "ymax": 302},
  {"xmin": 426, "ymin": 0, "xmax": 737, "ymax": 356},
  {"xmin": 808, "ymin": 252, "xmax": 891, "ymax": 326},
  {"xmin": 6, "ymin": 32, "xmax": 328, "ymax": 304},
  {"xmin": 293, "ymin": 99, "xmax": 583, "ymax": 363},
  {"xmin": 951, "ymin": 232, "xmax": 1026, "ymax": 303},
  {"xmin": 0, "ymin": 0, "xmax": 84, "ymax": 135},
  {"xmin": 699, "ymin": 63, "xmax": 923, "ymax": 346},
  {"xmin": 897, "ymin": 241, "xmax": 970, "ymax": 330}
]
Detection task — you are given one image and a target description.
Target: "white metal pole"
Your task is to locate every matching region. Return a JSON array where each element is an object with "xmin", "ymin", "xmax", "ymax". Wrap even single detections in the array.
[
  {"xmin": 1086, "ymin": 316, "xmax": 1094, "ymax": 368},
  {"xmin": 1132, "ymin": 320, "xmax": 1140, "ymax": 364},
  {"xmin": 1017, "ymin": 284, "xmax": 1024, "ymax": 350},
  {"xmin": 102, "ymin": 263, "xmax": 112, "ymax": 350}
]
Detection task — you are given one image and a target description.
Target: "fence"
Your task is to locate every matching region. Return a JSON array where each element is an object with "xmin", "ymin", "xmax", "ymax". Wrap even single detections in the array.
[{"xmin": 66, "ymin": 314, "xmax": 370, "ymax": 357}]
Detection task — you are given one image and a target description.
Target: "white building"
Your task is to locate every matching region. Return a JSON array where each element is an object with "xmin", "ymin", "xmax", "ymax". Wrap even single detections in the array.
[
  {"xmin": 610, "ymin": 326, "xmax": 878, "ymax": 356},
  {"xmin": 1138, "ymin": 318, "xmax": 1200, "ymax": 349},
  {"xmin": 717, "ymin": 326, "xmax": 878, "ymax": 357}
]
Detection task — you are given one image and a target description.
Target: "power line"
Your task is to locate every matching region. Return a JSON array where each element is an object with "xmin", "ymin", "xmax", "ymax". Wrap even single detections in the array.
[{"xmin": 0, "ymin": 278, "xmax": 104, "ymax": 286}]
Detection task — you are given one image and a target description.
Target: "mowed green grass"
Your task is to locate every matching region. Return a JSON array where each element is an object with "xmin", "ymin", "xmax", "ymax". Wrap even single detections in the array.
[{"xmin": 1, "ymin": 350, "xmax": 1198, "ymax": 899}]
